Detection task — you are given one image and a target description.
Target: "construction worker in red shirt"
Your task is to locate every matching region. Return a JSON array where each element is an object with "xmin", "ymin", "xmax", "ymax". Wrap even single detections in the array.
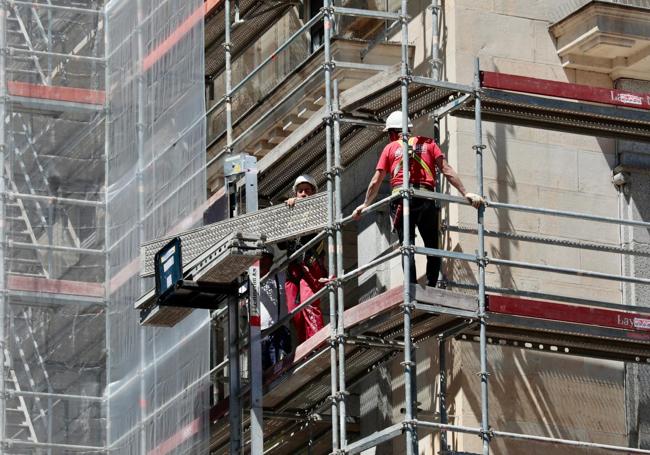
[
  {"xmin": 281, "ymin": 175, "xmax": 326, "ymax": 342},
  {"xmin": 352, "ymin": 111, "xmax": 484, "ymax": 287}
]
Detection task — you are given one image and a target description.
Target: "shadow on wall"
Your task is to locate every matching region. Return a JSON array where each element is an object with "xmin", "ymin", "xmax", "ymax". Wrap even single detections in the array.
[
  {"xmin": 407, "ymin": 0, "xmax": 448, "ymax": 78},
  {"xmin": 487, "ymin": 123, "xmax": 518, "ymax": 290},
  {"xmin": 452, "ymin": 342, "xmax": 625, "ymax": 454}
]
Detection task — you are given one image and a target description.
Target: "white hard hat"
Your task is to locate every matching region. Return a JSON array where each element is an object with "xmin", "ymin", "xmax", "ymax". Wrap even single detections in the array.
[
  {"xmin": 383, "ymin": 111, "xmax": 413, "ymax": 132},
  {"xmin": 293, "ymin": 174, "xmax": 318, "ymax": 193}
]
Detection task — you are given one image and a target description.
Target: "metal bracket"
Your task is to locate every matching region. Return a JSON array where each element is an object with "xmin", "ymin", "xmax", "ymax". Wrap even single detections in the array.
[
  {"xmin": 476, "ymin": 371, "xmax": 491, "ymax": 380},
  {"xmin": 402, "ymin": 419, "xmax": 418, "ymax": 430},
  {"xmin": 326, "ymin": 277, "xmax": 342, "ymax": 291},
  {"xmin": 400, "ymin": 244, "xmax": 416, "ymax": 255},
  {"xmin": 322, "ymin": 60, "xmax": 336, "ymax": 71},
  {"xmin": 479, "ymin": 427, "xmax": 494, "ymax": 441},
  {"xmin": 476, "ymin": 254, "xmax": 489, "ymax": 267}
]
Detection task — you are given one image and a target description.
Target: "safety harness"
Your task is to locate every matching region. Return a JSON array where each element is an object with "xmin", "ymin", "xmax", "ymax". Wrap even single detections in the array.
[
  {"xmin": 390, "ymin": 137, "xmax": 435, "ymax": 193},
  {"xmin": 389, "ymin": 137, "xmax": 436, "ymax": 229}
]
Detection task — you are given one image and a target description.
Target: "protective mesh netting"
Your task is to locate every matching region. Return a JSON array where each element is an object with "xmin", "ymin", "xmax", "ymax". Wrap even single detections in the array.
[
  {"xmin": 105, "ymin": 0, "xmax": 208, "ymax": 453},
  {"xmin": 0, "ymin": 0, "xmax": 207, "ymax": 452}
]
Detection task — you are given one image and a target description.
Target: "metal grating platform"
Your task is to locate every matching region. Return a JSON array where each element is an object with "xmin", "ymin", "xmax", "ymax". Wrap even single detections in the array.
[
  {"xmin": 208, "ymin": 286, "xmax": 650, "ymax": 453},
  {"xmin": 140, "ymin": 192, "xmax": 328, "ymax": 277}
]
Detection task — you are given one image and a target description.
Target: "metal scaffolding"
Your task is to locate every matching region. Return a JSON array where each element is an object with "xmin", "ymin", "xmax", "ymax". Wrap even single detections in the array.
[
  {"xmin": 200, "ymin": 1, "xmax": 650, "ymax": 454},
  {"xmin": 4, "ymin": 0, "xmax": 649, "ymax": 453}
]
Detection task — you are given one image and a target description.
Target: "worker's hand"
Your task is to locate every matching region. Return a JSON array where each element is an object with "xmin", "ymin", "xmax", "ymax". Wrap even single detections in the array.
[
  {"xmin": 465, "ymin": 192, "xmax": 485, "ymax": 209},
  {"xmin": 318, "ymin": 275, "xmax": 336, "ymax": 285},
  {"xmin": 285, "ymin": 197, "xmax": 297, "ymax": 208},
  {"xmin": 352, "ymin": 204, "xmax": 366, "ymax": 220}
]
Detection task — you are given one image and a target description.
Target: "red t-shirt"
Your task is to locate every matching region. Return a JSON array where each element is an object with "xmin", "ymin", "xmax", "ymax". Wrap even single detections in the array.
[{"xmin": 376, "ymin": 136, "xmax": 443, "ymax": 189}]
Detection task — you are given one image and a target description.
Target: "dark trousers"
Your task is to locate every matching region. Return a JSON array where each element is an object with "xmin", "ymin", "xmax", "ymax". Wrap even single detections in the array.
[
  {"xmin": 390, "ymin": 198, "xmax": 441, "ymax": 287},
  {"xmin": 261, "ymin": 326, "xmax": 292, "ymax": 371}
]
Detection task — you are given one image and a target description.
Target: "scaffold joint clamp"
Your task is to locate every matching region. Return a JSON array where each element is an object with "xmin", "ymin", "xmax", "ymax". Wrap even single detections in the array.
[
  {"xmin": 400, "ymin": 244, "xmax": 416, "ymax": 255},
  {"xmin": 400, "ymin": 300, "xmax": 416, "ymax": 311},
  {"xmin": 402, "ymin": 419, "xmax": 418, "ymax": 430},
  {"xmin": 399, "ymin": 14, "xmax": 411, "ymax": 25},
  {"xmin": 335, "ymin": 390, "xmax": 350, "ymax": 400},
  {"xmin": 398, "ymin": 74, "xmax": 413, "ymax": 84},
  {"xmin": 480, "ymin": 427, "xmax": 494, "ymax": 441}
]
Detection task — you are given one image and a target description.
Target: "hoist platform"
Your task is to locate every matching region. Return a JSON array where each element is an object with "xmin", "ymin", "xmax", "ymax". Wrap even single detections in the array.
[
  {"xmin": 140, "ymin": 193, "xmax": 329, "ymax": 278},
  {"xmin": 136, "ymin": 232, "xmax": 265, "ymax": 326}
]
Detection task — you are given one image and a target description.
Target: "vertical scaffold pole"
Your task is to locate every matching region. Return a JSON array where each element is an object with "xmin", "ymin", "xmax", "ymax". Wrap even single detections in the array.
[
  {"xmin": 135, "ymin": 1, "xmax": 147, "ymax": 452},
  {"xmin": 333, "ymin": 80, "xmax": 348, "ymax": 448},
  {"xmin": 399, "ymin": 1, "xmax": 418, "ymax": 454},
  {"xmin": 0, "ymin": 0, "xmax": 7, "ymax": 448},
  {"xmin": 249, "ymin": 262, "xmax": 263, "ymax": 453},
  {"xmin": 438, "ymin": 337, "xmax": 448, "ymax": 452},
  {"xmin": 430, "ymin": 0, "xmax": 440, "ymax": 80},
  {"xmin": 474, "ymin": 57, "xmax": 490, "ymax": 455},
  {"xmin": 228, "ymin": 295, "xmax": 242, "ymax": 454},
  {"xmin": 224, "ymin": 3, "xmax": 242, "ymax": 454},
  {"xmin": 224, "ymin": 0, "xmax": 235, "ymax": 215},
  {"xmin": 323, "ymin": 0, "xmax": 340, "ymax": 451},
  {"xmin": 224, "ymin": 0, "xmax": 233, "ymax": 152}
]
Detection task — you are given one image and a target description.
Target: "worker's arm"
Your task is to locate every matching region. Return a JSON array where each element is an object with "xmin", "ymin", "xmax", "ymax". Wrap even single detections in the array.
[
  {"xmin": 436, "ymin": 156, "xmax": 484, "ymax": 208},
  {"xmin": 352, "ymin": 169, "xmax": 386, "ymax": 220}
]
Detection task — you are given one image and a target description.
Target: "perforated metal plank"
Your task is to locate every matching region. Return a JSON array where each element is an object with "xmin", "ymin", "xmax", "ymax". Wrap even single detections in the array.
[
  {"xmin": 465, "ymin": 314, "xmax": 650, "ymax": 363},
  {"xmin": 141, "ymin": 192, "xmax": 328, "ymax": 277},
  {"xmin": 455, "ymin": 89, "xmax": 650, "ymax": 142}
]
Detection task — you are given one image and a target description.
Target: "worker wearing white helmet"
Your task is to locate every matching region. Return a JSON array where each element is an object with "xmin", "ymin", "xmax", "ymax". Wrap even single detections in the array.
[
  {"xmin": 286, "ymin": 174, "xmax": 318, "ymax": 207},
  {"xmin": 352, "ymin": 111, "xmax": 484, "ymax": 287},
  {"xmin": 281, "ymin": 174, "xmax": 325, "ymax": 342}
]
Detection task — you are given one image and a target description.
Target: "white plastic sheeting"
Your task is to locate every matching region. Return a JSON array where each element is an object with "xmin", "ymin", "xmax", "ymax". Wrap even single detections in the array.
[
  {"xmin": 105, "ymin": 0, "xmax": 207, "ymax": 453},
  {"xmin": 0, "ymin": 0, "xmax": 206, "ymax": 451},
  {"xmin": 1, "ymin": 0, "xmax": 108, "ymax": 451}
]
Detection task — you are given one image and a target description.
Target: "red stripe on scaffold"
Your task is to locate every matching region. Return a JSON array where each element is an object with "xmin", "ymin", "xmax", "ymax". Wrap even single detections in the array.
[
  {"xmin": 250, "ymin": 315, "xmax": 261, "ymax": 327},
  {"xmin": 147, "ymin": 418, "xmax": 200, "ymax": 455},
  {"xmin": 481, "ymin": 71, "xmax": 650, "ymax": 110},
  {"xmin": 143, "ymin": 0, "xmax": 223, "ymax": 71},
  {"xmin": 7, "ymin": 275, "xmax": 105, "ymax": 298},
  {"xmin": 488, "ymin": 294, "xmax": 650, "ymax": 333},
  {"xmin": 7, "ymin": 81, "xmax": 105, "ymax": 105}
]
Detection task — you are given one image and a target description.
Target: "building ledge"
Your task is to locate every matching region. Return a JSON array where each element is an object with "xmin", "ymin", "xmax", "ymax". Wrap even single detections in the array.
[{"xmin": 550, "ymin": 1, "xmax": 650, "ymax": 81}]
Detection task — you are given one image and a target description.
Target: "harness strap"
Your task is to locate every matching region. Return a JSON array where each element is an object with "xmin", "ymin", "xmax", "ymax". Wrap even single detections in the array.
[{"xmin": 392, "ymin": 137, "xmax": 435, "ymax": 181}]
